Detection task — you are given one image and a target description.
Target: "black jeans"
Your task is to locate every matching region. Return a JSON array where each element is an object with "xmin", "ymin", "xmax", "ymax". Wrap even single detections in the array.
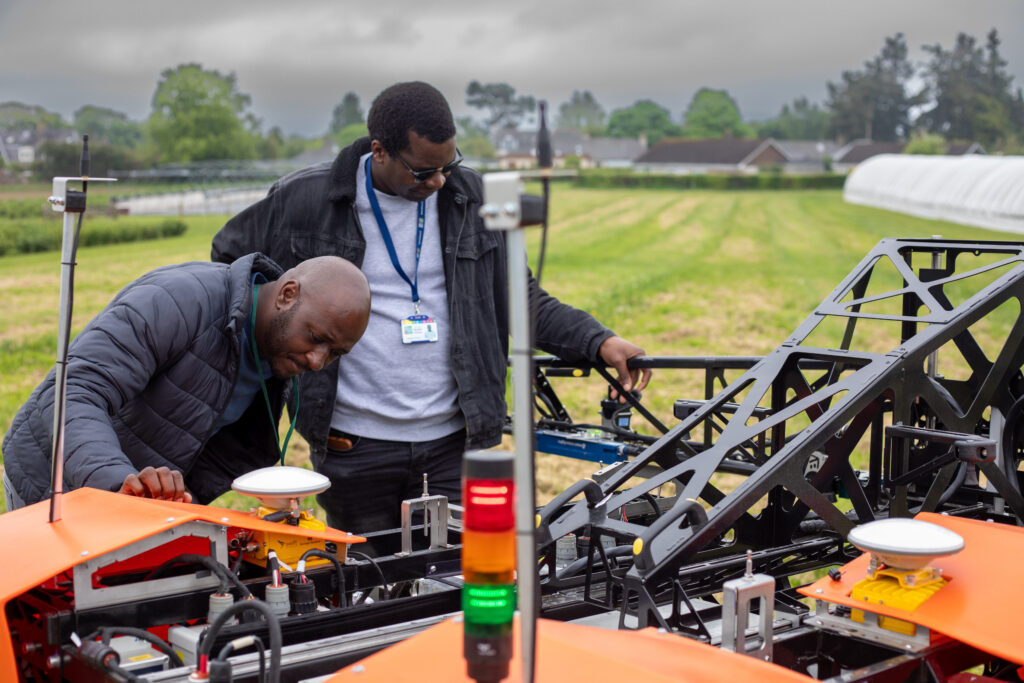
[{"xmin": 311, "ymin": 429, "xmax": 465, "ymax": 533}]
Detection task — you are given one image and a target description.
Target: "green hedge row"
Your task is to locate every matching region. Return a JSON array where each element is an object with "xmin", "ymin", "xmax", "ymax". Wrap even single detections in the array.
[
  {"xmin": 0, "ymin": 218, "xmax": 187, "ymax": 257},
  {"xmin": 572, "ymin": 170, "xmax": 847, "ymax": 190},
  {"xmin": 0, "ymin": 198, "xmax": 50, "ymax": 219}
]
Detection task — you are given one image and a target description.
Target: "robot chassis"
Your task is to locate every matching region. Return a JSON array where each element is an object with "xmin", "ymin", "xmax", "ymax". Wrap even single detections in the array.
[{"xmin": 7, "ymin": 237, "xmax": 1024, "ymax": 682}]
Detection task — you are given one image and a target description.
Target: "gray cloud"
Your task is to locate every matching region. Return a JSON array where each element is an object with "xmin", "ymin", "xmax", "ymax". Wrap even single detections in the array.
[{"xmin": 2, "ymin": 0, "xmax": 1021, "ymax": 135}]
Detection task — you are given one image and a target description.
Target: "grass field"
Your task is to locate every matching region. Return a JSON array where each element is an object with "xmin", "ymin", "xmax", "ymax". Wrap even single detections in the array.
[{"xmin": 1, "ymin": 186, "xmax": 1018, "ymax": 515}]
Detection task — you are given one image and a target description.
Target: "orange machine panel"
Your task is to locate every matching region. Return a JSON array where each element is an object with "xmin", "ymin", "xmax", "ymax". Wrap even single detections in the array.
[
  {"xmin": 0, "ymin": 487, "xmax": 364, "ymax": 680},
  {"xmin": 800, "ymin": 512, "xmax": 1024, "ymax": 666},
  {"xmin": 324, "ymin": 616, "xmax": 815, "ymax": 682}
]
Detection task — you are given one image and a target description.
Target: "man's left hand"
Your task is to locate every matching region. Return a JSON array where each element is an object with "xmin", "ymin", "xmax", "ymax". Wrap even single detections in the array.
[{"xmin": 598, "ymin": 336, "xmax": 652, "ymax": 400}]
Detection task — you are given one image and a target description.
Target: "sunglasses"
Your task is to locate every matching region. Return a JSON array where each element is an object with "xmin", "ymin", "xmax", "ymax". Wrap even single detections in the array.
[{"xmin": 394, "ymin": 148, "xmax": 464, "ymax": 182}]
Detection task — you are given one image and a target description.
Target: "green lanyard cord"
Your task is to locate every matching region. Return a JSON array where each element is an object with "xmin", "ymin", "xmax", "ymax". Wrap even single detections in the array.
[{"xmin": 251, "ymin": 283, "xmax": 300, "ymax": 466}]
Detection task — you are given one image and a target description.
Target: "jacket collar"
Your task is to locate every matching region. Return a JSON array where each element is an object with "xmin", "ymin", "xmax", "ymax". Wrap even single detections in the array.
[
  {"xmin": 226, "ymin": 252, "xmax": 285, "ymax": 337},
  {"xmin": 327, "ymin": 136, "xmax": 481, "ymax": 205}
]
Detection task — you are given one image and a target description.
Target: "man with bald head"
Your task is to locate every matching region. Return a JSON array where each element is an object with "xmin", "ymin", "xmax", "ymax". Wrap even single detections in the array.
[{"xmin": 2, "ymin": 253, "xmax": 370, "ymax": 510}]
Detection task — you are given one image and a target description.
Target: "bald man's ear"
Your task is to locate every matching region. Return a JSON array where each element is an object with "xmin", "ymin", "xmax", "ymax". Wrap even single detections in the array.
[{"xmin": 276, "ymin": 280, "xmax": 301, "ymax": 310}]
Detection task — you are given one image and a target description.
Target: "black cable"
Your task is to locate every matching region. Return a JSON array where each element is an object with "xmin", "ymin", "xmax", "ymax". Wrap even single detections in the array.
[
  {"xmin": 798, "ymin": 519, "xmax": 829, "ymax": 535},
  {"xmin": 261, "ymin": 510, "xmax": 292, "ymax": 523},
  {"xmin": 639, "ymin": 492, "xmax": 662, "ymax": 518},
  {"xmin": 76, "ymin": 637, "xmax": 134, "ymax": 681},
  {"xmin": 201, "ymin": 599, "xmax": 281, "ymax": 683},
  {"xmin": 267, "ymin": 551, "xmax": 281, "ymax": 586},
  {"xmin": 534, "ymin": 417, "xmax": 658, "ymax": 445},
  {"xmin": 145, "ymin": 554, "xmax": 229, "ymax": 594},
  {"xmin": 347, "ymin": 550, "xmax": 388, "ymax": 601},
  {"xmin": 254, "ymin": 637, "xmax": 266, "ymax": 683},
  {"xmin": 231, "ymin": 549, "xmax": 245, "ymax": 576},
  {"xmin": 299, "ymin": 548, "xmax": 347, "ymax": 607},
  {"xmin": 935, "ymin": 461, "xmax": 968, "ymax": 507},
  {"xmin": 216, "ymin": 636, "xmax": 267, "ymax": 683},
  {"xmin": 145, "ymin": 553, "xmax": 253, "ymax": 599},
  {"xmin": 555, "ymin": 544, "xmax": 633, "ymax": 580}
]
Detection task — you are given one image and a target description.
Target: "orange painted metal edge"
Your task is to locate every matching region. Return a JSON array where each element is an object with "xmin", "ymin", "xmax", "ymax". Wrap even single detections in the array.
[
  {"xmin": 799, "ymin": 512, "xmax": 1024, "ymax": 665},
  {"xmin": 323, "ymin": 617, "xmax": 816, "ymax": 682},
  {"xmin": 0, "ymin": 487, "xmax": 364, "ymax": 680},
  {"xmin": 136, "ymin": 495, "xmax": 366, "ymax": 545}
]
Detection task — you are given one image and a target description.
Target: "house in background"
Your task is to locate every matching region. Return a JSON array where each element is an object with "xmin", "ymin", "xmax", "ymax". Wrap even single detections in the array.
[
  {"xmin": 831, "ymin": 141, "xmax": 907, "ymax": 173},
  {"xmin": 0, "ymin": 128, "xmax": 79, "ymax": 167},
  {"xmin": 632, "ymin": 138, "xmax": 788, "ymax": 174},
  {"xmin": 1, "ymin": 130, "xmax": 40, "ymax": 166},
  {"xmin": 493, "ymin": 128, "xmax": 646, "ymax": 170},
  {"xmin": 0, "ymin": 137, "xmax": 19, "ymax": 167},
  {"xmin": 773, "ymin": 140, "xmax": 842, "ymax": 173},
  {"xmin": 832, "ymin": 139, "xmax": 986, "ymax": 173},
  {"xmin": 583, "ymin": 136, "xmax": 648, "ymax": 168},
  {"xmin": 494, "ymin": 128, "xmax": 567, "ymax": 169}
]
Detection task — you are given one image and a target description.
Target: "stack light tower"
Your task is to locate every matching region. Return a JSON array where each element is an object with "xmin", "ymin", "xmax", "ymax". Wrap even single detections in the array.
[
  {"xmin": 469, "ymin": 100, "xmax": 557, "ymax": 683},
  {"xmin": 461, "ymin": 450, "xmax": 516, "ymax": 683}
]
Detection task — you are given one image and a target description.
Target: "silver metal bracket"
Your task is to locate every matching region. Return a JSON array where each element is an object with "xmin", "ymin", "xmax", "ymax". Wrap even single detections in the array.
[
  {"xmin": 395, "ymin": 478, "xmax": 452, "ymax": 557},
  {"xmin": 720, "ymin": 553, "xmax": 775, "ymax": 661},
  {"xmin": 48, "ymin": 176, "xmax": 117, "ymax": 212},
  {"xmin": 72, "ymin": 521, "xmax": 228, "ymax": 610},
  {"xmin": 480, "ymin": 172, "xmax": 523, "ymax": 232}
]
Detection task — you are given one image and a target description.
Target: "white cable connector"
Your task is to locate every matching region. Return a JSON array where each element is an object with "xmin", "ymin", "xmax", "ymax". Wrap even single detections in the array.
[{"xmin": 228, "ymin": 635, "xmax": 257, "ymax": 651}]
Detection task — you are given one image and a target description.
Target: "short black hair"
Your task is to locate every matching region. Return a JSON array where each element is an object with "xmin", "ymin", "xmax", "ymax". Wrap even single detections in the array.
[{"xmin": 368, "ymin": 82, "xmax": 456, "ymax": 156}]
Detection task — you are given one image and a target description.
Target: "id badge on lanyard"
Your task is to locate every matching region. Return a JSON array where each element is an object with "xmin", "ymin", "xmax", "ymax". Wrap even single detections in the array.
[
  {"xmin": 365, "ymin": 155, "xmax": 440, "ymax": 345},
  {"xmin": 401, "ymin": 314, "xmax": 439, "ymax": 344}
]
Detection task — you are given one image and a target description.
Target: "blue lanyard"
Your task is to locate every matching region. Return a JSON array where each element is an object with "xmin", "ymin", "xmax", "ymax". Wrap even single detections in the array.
[{"xmin": 365, "ymin": 156, "xmax": 425, "ymax": 311}]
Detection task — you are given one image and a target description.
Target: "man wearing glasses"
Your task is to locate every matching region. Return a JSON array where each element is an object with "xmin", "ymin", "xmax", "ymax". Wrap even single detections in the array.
[{"xmin": 211, "ymin": 81, "xmax": 650, "ymax": 533}]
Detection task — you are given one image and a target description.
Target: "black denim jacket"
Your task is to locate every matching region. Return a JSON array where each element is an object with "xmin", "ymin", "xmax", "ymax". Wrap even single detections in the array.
[{"xmin": 211, "ymin": 138, "xmax": 613, "ymax": 458}]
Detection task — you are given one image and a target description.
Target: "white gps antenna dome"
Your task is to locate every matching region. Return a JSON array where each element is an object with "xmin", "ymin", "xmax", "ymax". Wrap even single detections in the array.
[
  {"xmin": 847, "ymin": 518, "xmax": 965, "ymax": 571},
  {"xmin": 231, "ymin": 466, "xmax": 331, "ymax": 509}
]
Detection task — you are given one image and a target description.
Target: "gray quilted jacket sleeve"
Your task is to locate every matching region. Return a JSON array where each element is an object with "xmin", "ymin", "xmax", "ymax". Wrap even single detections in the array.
[{"xmin": 58, "ymin": 276, "xmax": 197, "ymax": 493}]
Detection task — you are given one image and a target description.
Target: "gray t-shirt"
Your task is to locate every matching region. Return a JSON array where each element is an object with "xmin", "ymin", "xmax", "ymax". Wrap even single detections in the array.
[{"xmin": 330, "ymin": 153, "xmax": 463, "ymax": 441}]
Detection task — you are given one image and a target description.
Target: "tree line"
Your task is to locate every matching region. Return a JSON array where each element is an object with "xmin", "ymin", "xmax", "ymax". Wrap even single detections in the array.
[{"xmin": 2, "ymin": 28, "xmax": 1021, "ymax": 180}]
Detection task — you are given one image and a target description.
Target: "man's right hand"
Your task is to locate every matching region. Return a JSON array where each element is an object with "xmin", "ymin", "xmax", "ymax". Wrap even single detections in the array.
[{"xmin": 118, "ymin": 466, "xmax": 193, "ymax": 503}]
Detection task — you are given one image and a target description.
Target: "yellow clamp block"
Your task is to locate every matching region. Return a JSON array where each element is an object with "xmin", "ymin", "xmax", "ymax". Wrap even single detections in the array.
[
  {"xmin": 849, "ymin": 572, "xmax": 947, "ymax": 637},
  {"xmin": 247, "ymin": 507, "xmax": 337, "ymax": 568}
]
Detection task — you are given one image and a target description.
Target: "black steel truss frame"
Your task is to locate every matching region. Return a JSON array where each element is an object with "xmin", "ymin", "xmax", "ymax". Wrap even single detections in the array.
[{"xmin": 535, "ymin": 238, "xmax": 1024, "ymax": 629}]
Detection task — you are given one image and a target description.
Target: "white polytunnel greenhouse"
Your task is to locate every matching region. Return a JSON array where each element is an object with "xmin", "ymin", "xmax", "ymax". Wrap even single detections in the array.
[{"xmin": 843, "ymin": 154, "xmax": 1024, "ymax": 234}]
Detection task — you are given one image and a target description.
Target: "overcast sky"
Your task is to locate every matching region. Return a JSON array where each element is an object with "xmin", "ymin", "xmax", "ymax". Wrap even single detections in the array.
[{"xmin": 2, "ymin": 0, "xmax": 1022, "ymax": 137}]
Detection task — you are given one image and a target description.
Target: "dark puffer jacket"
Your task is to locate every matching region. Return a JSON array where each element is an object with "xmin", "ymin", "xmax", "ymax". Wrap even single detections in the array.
[
  {"xmin": 211, "ymin": 137, "xmax": 614, "ymax": 460},
  {"xmin": 2, "ymin": 253, "xmax": 286, "ymax": 505}
]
